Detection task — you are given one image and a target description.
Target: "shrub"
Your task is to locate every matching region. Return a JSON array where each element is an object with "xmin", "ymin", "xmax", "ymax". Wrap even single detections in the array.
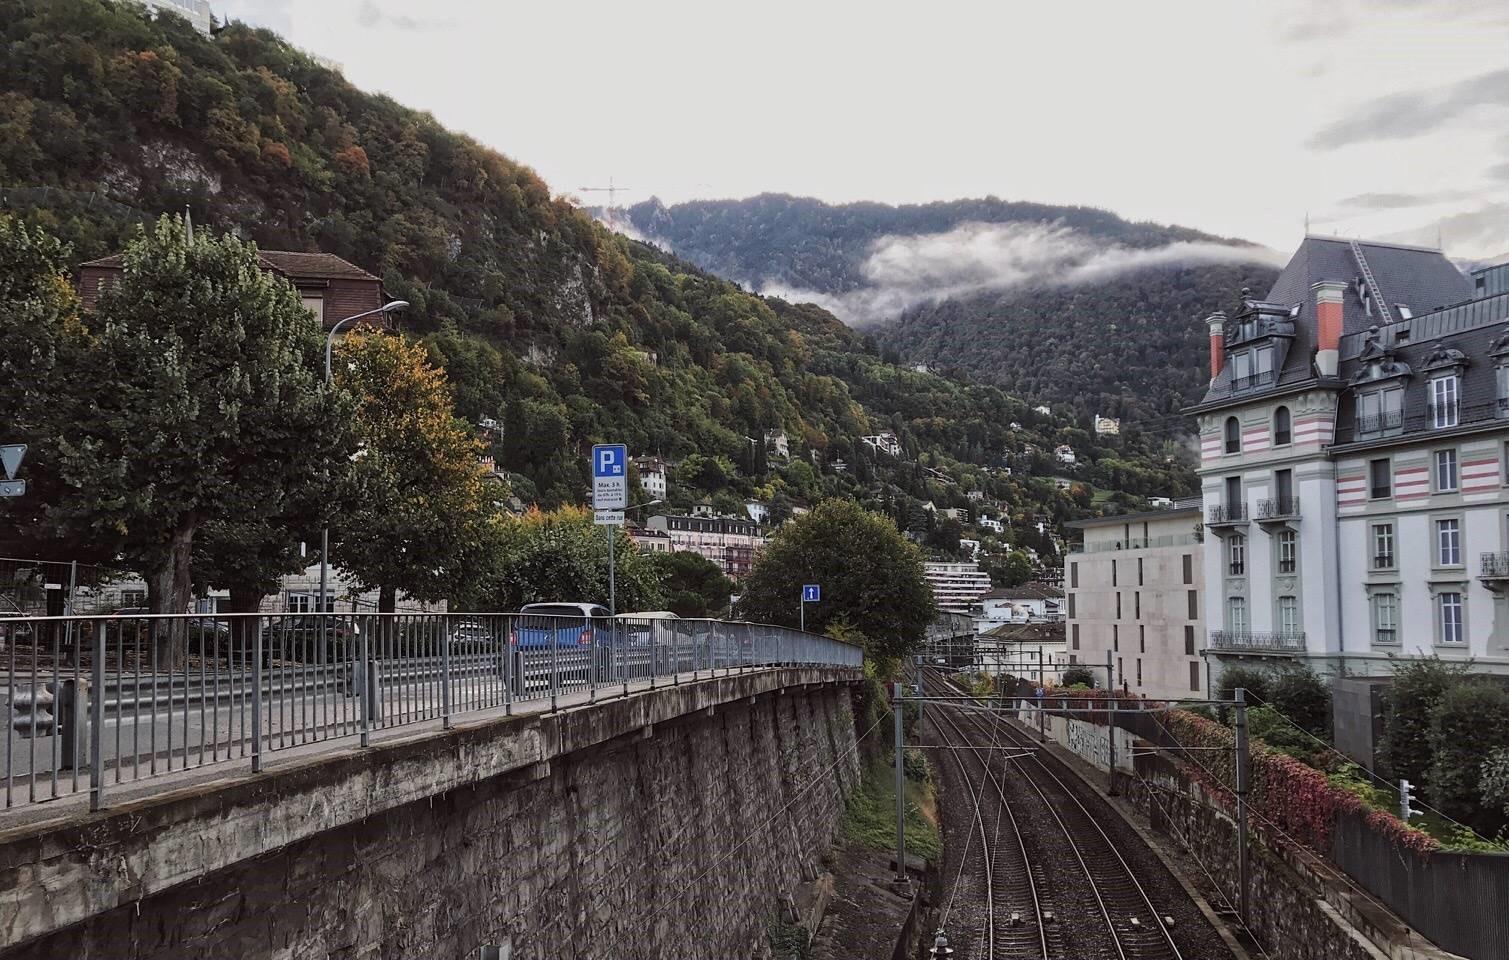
[
  {"xmin": 1380, "ymin": 656, "xmax": 1468, "ymax": 782},
  {"xmin": 1216, "ymin": 665, "xmax": 1270, "ymax": 720},
  {"xmin": 1268, "ymin": 664, "xmax": 1332, "ymax": 739},
  {"xmin": 1482, "ymin": 747, "xmax": 1509, "ymax": 822},
  {"xmin": 1061, "ymin": 665, "xmax": 1097, "ymax": 688},
  {"xmin": 1426, "ymin": 681, "xmax": 1509, "ymax": 834}
]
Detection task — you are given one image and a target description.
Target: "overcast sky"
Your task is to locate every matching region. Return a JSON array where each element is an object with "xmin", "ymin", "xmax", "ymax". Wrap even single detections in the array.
[{"xmin": 219, "ymin": 0, "xmax": 1509, "ymax": 257}]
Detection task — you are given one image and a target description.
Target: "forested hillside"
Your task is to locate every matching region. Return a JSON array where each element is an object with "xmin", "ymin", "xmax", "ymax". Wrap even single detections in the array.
[
  {"xmin": 0, "ymin": 0, "xmax": 1196, "ymax": 567},
  {"xmin": 625, "ymin": 195, "xmax": 1281, "ymax": 422}
]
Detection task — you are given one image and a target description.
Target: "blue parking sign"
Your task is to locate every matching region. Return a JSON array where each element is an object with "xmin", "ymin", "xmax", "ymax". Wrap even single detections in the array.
[
  {"xmin": 591, "ymin": 444, "xmax": 628, "ymax": 510},
  {"xmin": 802, "ymin": 584, "xmax": 821, "ymax": 603}
]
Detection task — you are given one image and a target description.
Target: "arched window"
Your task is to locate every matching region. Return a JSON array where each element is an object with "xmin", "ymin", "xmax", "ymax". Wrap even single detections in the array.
[
  {"xmin": 1224, "ymin": 416, "xmax": 1241, "ymax": 454},
  {"xmin": 1273, "ymin": 406, "xmax": 1292, "ymax": 446}
]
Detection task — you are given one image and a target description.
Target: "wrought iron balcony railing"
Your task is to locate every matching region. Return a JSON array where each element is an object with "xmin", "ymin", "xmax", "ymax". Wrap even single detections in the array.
[
  {"xmin": 1207, "ymin": 503, "xmax": 1248, "ymax": 524},
  {"xmin": 1335, "ymin": 401, "xmax": 1505, "ymax": 445},
  {"xmin": 1481, "ymin": 552, "xmax": 1509, "ymax": 578},
  {"xmin": 1208, "ymin": 630, "xmax": 1307, "ymax": 653},
  {"xmin": 1257, "ymin": 496, "xmax": 1300, "ymax": 520},
  {"xmin": 1373, "ymin": 553, "xmax": 1395, "ymax": 570},
  {"xmin": 1353, "ymin": 409, "xmax": 1404, "ymax": 436}
]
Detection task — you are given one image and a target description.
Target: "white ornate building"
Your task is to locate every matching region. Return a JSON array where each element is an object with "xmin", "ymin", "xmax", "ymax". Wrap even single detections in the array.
[{"xmin": 1189, "ymin": 236, "xmax": 1509, "ymax": 679}]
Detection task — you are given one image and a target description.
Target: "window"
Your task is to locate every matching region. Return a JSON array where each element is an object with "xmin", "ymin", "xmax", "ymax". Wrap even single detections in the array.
[
  {"xmin": 1434, "ymin": 449, "xmax": 1459, "ymax": 492},
  {"xmin": 1184, "ymin": 625, "xmax": 1196, "ymax": 655},
  {"xmin": 1437, "ymin": 518, "xmax": 1462, "ymax": 566},
  {"xmin": 1277, "ymin": 595, "xmax": 1299, "ymax": 635},
  {"xmin": 301, "ymin": 295, "xmax": 325, "ymax": 326},
  {"xmin": 121, "ymin": 588, "xmax": 146, "ymax": 608},
  {"xmin": 1188, "ymin": 590, "xmax": 1199, "ymax": 620},
  {"xmin": 1497, "ymin": 365, "xmax": 1509, "ymax": 414},
  {"xmin": 1118, "ymin": 657, "xmax": 1125, "ymax": 688},
  {"xmin": 1071, "ymin": 562, "xmax": 1079, "ymax": 588},
  {"xmin": 1138, "ymin": 558, "xmax": 1144, "ymax": 586},
  {"xmin": 1068, "ymin": 594, "xmax": 1076, "ymax": 618},
  {"xmin": 1431, "ymin": 376, "xmax": 1459, "ymax": 428},
  {"xmin": 1228, "ymin": 534, "xmax": 1247, "ymax": 575},
  {"xmin": 1372, "ymin": 523, "xmax": 1395, "ymax": 569},
  {"xmin": 1112, "ymin": 559, "xmax": 1118, "ymax": 586},
  {"xmin": 1225, "ymin": 475, "xmax": 1242, "ymax": 511},
  {"xmin": 1275, "ymin": 468, "xmax": 1294, "ymax": 508},
  {"xmin": 1139, "ymin": 625, "xmax": 1146, "ymax": 652},
  {"xmin": 1113, "ymin": 624, "xmax": 1119, "ymax": 651},
  {"xmin": 1226, "ymin": 597, "xmax": 1249, "ymax": 633},
  {"xmin": 1183, "ymin": 554, "xmax": 1193, "ymax": 584},
  {"xmin": 288, "ymin": 594, "xmax": 313, "ymax": 613},
  {"xmin": 1369, "ymin": 458, "xmax": 1392, "ymax": 499},
  {"xmin": 1116, "ymin": 593, "xmax": 1122, "ymax": 618},
  {"xmin": 1273, "ymin": 406, "xmax": 1292, "ymax": 445},
  {"xmin": 1277, "ymin": 530, "xmax": 1297, "ymax": 573},
  {"xmin": 1136, "ymin": 658, "xmax": 1143, "ymax": 687},
  {"xmin": 1072, "ymin": 624, "xmax": 1080, "ymax": 650},
  {"xmin": 1135, "ymin": 592, "xmax": 1141, "ymax": 619},
  {"xmin": 1190, "ymin": 661, "xmax": 1201, "ymax": 692},
  {"xmin": 1232, "ymin": 351, "xmax": 1251, "ymax": 385},
  {"xmin": 1372, "ymin": 592, "xmax": 1398, "ymax": 645},
  {"xmin": 1439, "ymin": 592, "xmax": 1464, "ymax": 644},
  {"xmin": 1224, "ymin": 416, "xmax": 1241, "ymax": 453}
]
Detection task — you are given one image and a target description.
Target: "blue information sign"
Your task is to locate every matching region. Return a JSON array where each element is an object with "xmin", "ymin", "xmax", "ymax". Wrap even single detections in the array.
[{"xmin": 802, "ymin": 584, "xmax": 821, "ymax": 603}]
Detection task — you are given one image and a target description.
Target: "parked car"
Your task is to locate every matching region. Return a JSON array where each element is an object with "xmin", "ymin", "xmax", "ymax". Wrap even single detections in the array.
[
  {"xmin": 616, "ymin": 611, "xmax": 678, "ymax": 646},
  {"xmin": 260, "ymin": 615, "xmax": 362, "ymax": 664},
  {"xmin": 447, "ymin": 618, "xmax": 494, "ymax": 648},
  {"xmin": 512, "ymin": 603, "xmax": 612, "ymax": 649}
]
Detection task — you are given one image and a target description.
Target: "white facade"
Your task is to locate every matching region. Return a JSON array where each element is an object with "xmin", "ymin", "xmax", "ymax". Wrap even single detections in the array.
[
  {"xmin": 635, "ymin": 456, "xmax": 669, "ymax": 499},
  {"xmin": 136, "ymin": 0, "xmax": 213, "ymax": 33},
  {"xmin": 923, "ymin": 562, "xmax": 993, "ymax": 614},
  {"xmin": 1054, "ymin": 445, "xmax": 1077, "ymax": 464},
  {"xmin": 978, "ymin": 516, "xmax": 1004, "ymax": 533},
  {"xmin": 1094, "ymin": 415, "xmax": 1121, "ymax": 436},
  {"xmin": 862, "ymin": 432, "xmax": 903, "ymax": 458}
]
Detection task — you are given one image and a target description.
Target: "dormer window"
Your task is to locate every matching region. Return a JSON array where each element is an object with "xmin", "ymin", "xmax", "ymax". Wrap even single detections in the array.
[
  {"xmin": 1430, "ymin": 375, "xmax": 1459, "ymax": 428},
  {"xmin": 1357, "ymin": 387, "xmax": 1404, "ymax": 436}
]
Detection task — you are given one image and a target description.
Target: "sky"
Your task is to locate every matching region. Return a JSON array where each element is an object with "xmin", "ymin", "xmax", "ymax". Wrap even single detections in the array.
[{"xmin": 218, "ymin": 0, "xmax": 1509, "ymax": 258}]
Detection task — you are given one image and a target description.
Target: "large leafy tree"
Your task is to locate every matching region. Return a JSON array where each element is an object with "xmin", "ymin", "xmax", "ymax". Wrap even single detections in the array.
[
  {"xmin": 330, "ymin": 331, "xmax": 494, "ymax": 611},
  {"xmin": 649, "ymin": 550, "xmax": 734, "ymax": 618},
  {"xmin": 736, "ymin": 499, "xmax": 934, "ymax": 663},
  {"xmin": 481, "ymin": 506, "xmax": 663, "ymax": 613},
  {"xmin": 31, "ymin": 217, "xmax": 337, "ymax": 661}
]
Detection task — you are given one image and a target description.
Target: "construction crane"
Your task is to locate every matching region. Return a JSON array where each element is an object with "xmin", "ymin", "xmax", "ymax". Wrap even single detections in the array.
[{"xmin": 578, "ymin": 177, "xmax": 632, "ymax": 212}]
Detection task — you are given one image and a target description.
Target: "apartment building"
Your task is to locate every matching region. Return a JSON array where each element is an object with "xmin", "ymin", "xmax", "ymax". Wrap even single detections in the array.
[
  {"xmin": 1065, "ymin": 506, "xmax": 1205, "ymax": 698},
  {"xmin": 923, "ymin": 562, "xmax": 993, "ymax": 614},
  {"xmin": 645, "ymin": 514, "xmax": 766, "ymax": 578},
  {"xmin": 1189, "ymin": 236, "xmax": 1509, "ymax": 680}
]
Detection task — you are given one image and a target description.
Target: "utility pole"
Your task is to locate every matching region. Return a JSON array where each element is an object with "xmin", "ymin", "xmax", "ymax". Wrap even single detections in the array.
[
  {"xmin": 914, "ymin": 656, "xmax": 924, "ymax": 723},
  {"xmin": 1037, "ymin": 646, "xmax": 1046, "ymax": 742},
  {"xmin": 893, "ymin": 681, "xmax": 908, "ymax": 887},
  {"xmin": 607, "ymin": 523, "xmax": 616, "ymax": 615},
  {"xmin": 1234, "ymin": 687, "xmax": 1251, "ymax": 924}
]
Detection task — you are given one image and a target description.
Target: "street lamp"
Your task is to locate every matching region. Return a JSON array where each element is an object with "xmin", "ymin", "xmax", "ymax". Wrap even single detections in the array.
[{"xmin": 318, "ymin": 300, "xmax": 409, "ymax": 613}]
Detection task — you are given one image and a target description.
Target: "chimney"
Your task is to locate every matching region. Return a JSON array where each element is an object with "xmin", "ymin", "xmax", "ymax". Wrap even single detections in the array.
[
  {"xmin": 1313, "ymin": 280, "xmax": 1347, "ymax": 377},
  {"xmin": 1205, "ymin": 311, "xmax": 1227, "ymax": 384}
]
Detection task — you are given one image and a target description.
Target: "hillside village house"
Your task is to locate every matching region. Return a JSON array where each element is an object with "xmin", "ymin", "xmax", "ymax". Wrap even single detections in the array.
[
  {"xmin": 1065, "ymin": 505, "xmax": 1205, "ymax": 698},
  {"xmin": 974, "ymin": 582, "xmax": 1065, "ymax": 630},
  {"xmin": 645, "ymin": 514, "xmax": 766, "ymax": 578},
  {"xmin": 1093, "ymin": 415, "xmax": 1121, "ymax": 436},
  {"xmin": 861, "ymin": 432, "xmax": 903, "ymax": 458},
  {"xmin": 1189, "ymin": 237, "xmax": 1509, "ymax": 682},
  {"xmin": 634, "ymin": 455, "xmax": 669, "ymax": 500}
]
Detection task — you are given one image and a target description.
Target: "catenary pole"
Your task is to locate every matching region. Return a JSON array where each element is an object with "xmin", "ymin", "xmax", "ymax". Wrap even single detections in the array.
[{"xmin": 1234, "ymin": 686, "xmax": 1251, "ymax": 923}]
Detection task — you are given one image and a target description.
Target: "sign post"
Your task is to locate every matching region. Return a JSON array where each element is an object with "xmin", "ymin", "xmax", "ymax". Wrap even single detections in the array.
[
  {"xmin": 591, "ymin": 445, "xmax": 628, "ymax": 614},
  {"xmin": 800, "ymin": 583, "xmax": 820, "ymax": 633}
]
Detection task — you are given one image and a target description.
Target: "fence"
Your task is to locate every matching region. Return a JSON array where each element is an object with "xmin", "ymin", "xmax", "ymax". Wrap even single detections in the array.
[
  {"xmin": 1332, "ymin": 809, "xmax": 1509, "ymax": 960},
  {"xmin": 2, "ymin": 611, "xmax": 861, "ymax": 812}
]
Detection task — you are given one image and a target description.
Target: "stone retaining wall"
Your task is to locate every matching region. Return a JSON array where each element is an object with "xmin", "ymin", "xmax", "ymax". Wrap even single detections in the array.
[{"xmin": 0, "ymin": 671, "xmax": 861, "ymax": 960}]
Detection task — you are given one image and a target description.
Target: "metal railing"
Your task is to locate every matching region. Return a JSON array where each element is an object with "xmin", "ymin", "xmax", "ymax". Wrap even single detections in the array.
[
  {"xmin": 1207, "ymin": 503, "xmax": 1248, "ymax": 524},
  {"xmin": 1207, "ymin": 630, "xmax": 1307, "ymax": 653},
  {"xmin": 1, "ymin": 612, "xmax": 860, "ymax": 811},
  {"xmin": 1256, "ymin": 496, "xmax": 1300, "ymax": 520},
  {"xmin": 1481, "ymin": 553, "xmax": 1509, "ymax": 578},
  {"xmin": 1071, "ymin": 533, "xmax": 1202, "ymax": 555}
]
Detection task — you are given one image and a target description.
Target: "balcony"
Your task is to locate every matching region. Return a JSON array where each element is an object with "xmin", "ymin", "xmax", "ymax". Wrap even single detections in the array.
[
  {"xmin": 1334, "ymin": 401, "xmax": 1502, "ymax": 445},
  {"xmin": 1208, "ymin": 630, "xmax": 1307, "ymax": 655},
  {"xmin": 1353, "ymin": 409, "xmax": 1404, "ymax": 438},
  {"xmin": 1230, "ymin": 370, "xmax": 1277, "ymax": 393},
  {"xmin": 1206, "ymin": 503, "xmax": 1249, "ymax": 532},
  {"xmin": 1256, "ymin": 496, "xmax": 1300, "ymax": 524},
  {"xmin": 1481, "ymin": 552, "xmax": 1509, "ymax": 591}
]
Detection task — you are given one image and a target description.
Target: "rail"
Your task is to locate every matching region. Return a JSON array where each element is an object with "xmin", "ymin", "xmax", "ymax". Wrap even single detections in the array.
[
  {"xmin": 1207, "ymin": 630, "xmax": 1307, "ymax": 653},
  {"xmin": 1, "ymin": 611, "xmax": 860, "ymax": 811}
]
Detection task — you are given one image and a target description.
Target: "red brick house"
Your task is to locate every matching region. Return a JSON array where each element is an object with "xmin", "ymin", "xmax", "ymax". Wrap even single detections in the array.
[{"xmin": 77, "ymin": 249, "xmax": 391, "ymax": 332}]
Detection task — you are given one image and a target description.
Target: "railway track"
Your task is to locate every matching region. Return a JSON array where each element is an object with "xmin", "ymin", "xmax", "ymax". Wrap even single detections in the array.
[
  {"xmin": 925, "ymin": 668, "xmax": 1186, "ymax": 960},
  {"xmin": 930, "ymin": 694, "xmax": 1054, "ymax": 959}
]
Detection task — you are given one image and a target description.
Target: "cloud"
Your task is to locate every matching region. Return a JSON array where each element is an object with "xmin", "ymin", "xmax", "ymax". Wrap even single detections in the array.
[
  {"xmin": 756, "ymin": 221, "xmax": 1284, "ymax": 325},
  {"xmin": 1309, "ymin": 68, "xmax": 1509, "ymax": 149},
  {"xmin": 355, "ymin": 0, "xmax": 452, "ymax": 31}
]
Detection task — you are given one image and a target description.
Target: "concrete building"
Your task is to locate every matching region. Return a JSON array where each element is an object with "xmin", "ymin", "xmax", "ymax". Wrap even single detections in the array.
[
  {"xmin": 136, "ymin": 0, "xmax": 213, "ymax": 34},
  {"xmin": 1094, "ymin": 415, "xmax": 1121, "ymax": 436},
  {"xmin": 1054, "ymin": 445, "xmax": 1077, "ymax": 464},
  {"xmin": 628, "ymin": 524, "xmax": 672, "ymax": 555},
  {"xmin": 1189, "ymin": 236, "xmax": 1509, "ymax": 680},
  {"xmin": 764, "ymin": 430, "xmax": 790, "ymax": 459},
  {"xmin": 923, "ymin": 562, "xmax": 993, "ymax": 615},
  {"xmin": 978, "ymin": 622, "xmax": 1070, "ymax": 681},
  {"xmin": 1065, "ymin": 506, "xmax": 1205, "ymax": 698},
  {"xmin": 646, "ymin": 514, "xmax": 766, "ymax": 578},
  {"xmin": 744, "ymin": 500, "xmax": 769, "ymax": 524},
  {"xmin": 861, "ymin": 432, "xmax": 903, "ymax": 458}
]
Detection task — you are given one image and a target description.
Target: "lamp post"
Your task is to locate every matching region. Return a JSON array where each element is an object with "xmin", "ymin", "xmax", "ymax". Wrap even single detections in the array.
[
  {"xmin": 318, "ymin": 300, "xmax": 409, "ymax": 614},
  {"xmin": 609, "ymin": 499, "xmax": 662, "ymax": 615}
]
